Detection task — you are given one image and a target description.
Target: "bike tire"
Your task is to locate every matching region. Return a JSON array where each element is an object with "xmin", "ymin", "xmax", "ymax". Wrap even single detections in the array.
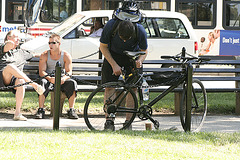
[
  {"xmin": 180, "ymin": 79, "xmax": 207, "ymax": 132},
  {"xmin": 84, "ymin": 82, "xmax": 138, "ymax": 131}
]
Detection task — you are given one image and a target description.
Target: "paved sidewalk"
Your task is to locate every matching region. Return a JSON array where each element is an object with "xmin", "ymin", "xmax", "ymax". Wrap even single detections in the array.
[{"xmin": 0, "ymin": 114, "xmax": 240, "ymax": 133}]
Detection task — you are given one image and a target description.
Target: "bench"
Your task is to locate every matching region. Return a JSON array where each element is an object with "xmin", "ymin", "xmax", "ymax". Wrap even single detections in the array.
[{"xmin": 23, "ymin": 55, "xmax": 240, "ymax": 115}]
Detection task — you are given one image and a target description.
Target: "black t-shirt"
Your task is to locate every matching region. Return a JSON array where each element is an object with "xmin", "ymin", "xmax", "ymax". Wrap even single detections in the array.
[{"xmin": 0, "ymin": 44, "xmax": 33, "ymax": 71}]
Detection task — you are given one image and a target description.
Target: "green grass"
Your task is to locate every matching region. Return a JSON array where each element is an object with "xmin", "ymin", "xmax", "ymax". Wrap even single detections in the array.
[
  {"xmin": 0, "ymin": 92, "xmax": 236, "ymax": 114},
  {"xmin": 0, "ymin": 129, "xmax": 240, "ymax": 159}
]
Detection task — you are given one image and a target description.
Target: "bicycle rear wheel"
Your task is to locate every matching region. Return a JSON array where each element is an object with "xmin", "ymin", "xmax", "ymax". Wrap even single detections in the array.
[
  {"xmin": 84, "ymin": 82, "xmax": 138, "ymax": 131},
  {"xmin": 180, "ymin": 79, "xmax": 207, "ymax": 132}
]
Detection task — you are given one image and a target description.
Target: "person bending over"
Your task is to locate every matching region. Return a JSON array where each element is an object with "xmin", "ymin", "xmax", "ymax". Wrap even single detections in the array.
[{"xmin": 100, "ymin": 19, "xmax": 148, "ymax": 130}]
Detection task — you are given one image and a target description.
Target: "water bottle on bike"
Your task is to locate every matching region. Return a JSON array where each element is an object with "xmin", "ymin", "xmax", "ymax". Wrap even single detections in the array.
[{"xmin": 142, "ymin": 78, "xmax": 149, "ymax": 101}]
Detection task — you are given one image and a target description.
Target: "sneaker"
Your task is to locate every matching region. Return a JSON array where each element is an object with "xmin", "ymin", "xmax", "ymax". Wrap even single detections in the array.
[
  {"xmin": 67, "ymin": 108, "xmax": 79, "ymax": 119},
  {"xmin": 104, "ymin": 120, "xmax": 115, "ymax": 131},
  {"xmin": 35, "ymin": 108, "xmax": 45, "ymax": 119},
  {"xmin": 123, "ymin": 120, "xmax": 132, "ymax": 130},
  {"xmin": 13, "ymin": 114, "xmax": 27, "ymax": 121}
]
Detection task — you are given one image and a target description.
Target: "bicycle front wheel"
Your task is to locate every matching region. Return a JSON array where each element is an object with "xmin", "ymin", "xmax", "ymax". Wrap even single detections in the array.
[
  {"xmin": 84, "ymin": 82, "xmax": 138, "ymax": 131},
  {"xmin": 180, "ymin": 79, "xmax": 207, "ymax": 132}
]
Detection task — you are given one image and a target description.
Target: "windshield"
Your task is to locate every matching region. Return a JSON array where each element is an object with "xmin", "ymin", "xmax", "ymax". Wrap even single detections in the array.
[
  {"xmin": 50, "ymin": 14, "xmax": 85, "ymax": 36},
  {"xmin": 26, "ymin": 0, "xmax": 43, "ymax": 27}
]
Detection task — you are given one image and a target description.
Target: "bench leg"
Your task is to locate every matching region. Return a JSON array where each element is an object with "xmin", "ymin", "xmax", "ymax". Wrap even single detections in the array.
[
  {"xmin": 236, "ymin": 92, "xmax": 240, "ymax": 115},
  {"xmin": 50, "ymin": 92, "xmax": 67, "ymax": 116},
  {"xmin": 174, "ymin": 92, "xmax": 182, "ymax": 116}
]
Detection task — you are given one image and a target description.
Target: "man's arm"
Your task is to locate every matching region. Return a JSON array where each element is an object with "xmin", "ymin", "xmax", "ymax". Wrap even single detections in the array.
[
  {"xmin": 100, "ymin": 42, "xmax": 122, "ymax": 76},
  {"xmin": 62, "ymin": 51, "xmax": 72, "ymax": 84},
  {"xmin": 39, "ymin": 51, "xmax": 55, "ymax": 83},
  {"xmin": 136, "ymin": 49, "xmax": 148, "ymax": 68}
]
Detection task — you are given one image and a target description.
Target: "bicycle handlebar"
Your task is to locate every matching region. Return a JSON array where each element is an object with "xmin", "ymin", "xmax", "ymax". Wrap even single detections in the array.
[
  {"xmin": 161, "ymin": 47, "xmax": 211, "ymax": 63},
  {"xmin": 161, "ymin": 54, "xmax": 211, "ymax": 64}
]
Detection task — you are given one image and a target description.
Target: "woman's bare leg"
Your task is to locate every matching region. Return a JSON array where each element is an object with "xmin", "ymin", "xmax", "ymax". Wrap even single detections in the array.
[
  {"xmin": 14, "ymin": 78, "xmax": 25, "ymax": 116},
  {"xmin": 2, "ymin": 64, "xmax": 42, "ymax": 93}
]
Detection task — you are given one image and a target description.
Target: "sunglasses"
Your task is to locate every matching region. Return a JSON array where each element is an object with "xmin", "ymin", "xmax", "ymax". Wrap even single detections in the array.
[{"xmin": 48, "ymin": 41, "xmax": 59, "ymax": 45}]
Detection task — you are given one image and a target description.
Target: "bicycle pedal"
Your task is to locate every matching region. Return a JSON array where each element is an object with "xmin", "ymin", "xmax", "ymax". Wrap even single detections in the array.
[{"xmin": 109, "ymin": 113, "xmax": 115, "ymax": 118}]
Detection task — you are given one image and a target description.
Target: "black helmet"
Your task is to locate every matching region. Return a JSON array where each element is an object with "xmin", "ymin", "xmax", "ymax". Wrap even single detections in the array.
[{"xmin": 113, "ymin": 1, "xmax": 141, "ymax": 22}]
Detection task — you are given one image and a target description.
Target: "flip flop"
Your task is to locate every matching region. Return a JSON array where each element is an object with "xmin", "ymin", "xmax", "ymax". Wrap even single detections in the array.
[{"xmin": 35, "ymin": 85, "xmax": 45, "ymax": 95}]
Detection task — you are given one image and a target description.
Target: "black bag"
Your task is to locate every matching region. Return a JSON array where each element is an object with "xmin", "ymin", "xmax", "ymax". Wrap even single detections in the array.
[{"xmin": 150, "ymin": 71, "xmax": 184, "ymax": 85}]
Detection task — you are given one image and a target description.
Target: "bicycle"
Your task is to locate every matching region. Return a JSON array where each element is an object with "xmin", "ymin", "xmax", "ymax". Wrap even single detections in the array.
[{"xmin": 84, "ymin": 47, "xmax": 209, "ymax": 132}]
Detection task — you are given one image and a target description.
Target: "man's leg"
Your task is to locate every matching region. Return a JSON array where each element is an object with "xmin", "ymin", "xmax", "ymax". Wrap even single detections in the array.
[
  {"xmin": 103, "ymin": 87, "xmax": 116, "ymax": 131},
  {"xmin": 124, "ymin": 88, "xmax": 137, "ymax": 130},
  {"xmin": 104, "ymin": 87, "xmax": 115, "ymax": 119},
  {"xmin": 35, "ymin": 94, "xmax": 46, "ymax": 119},
  {"xmin": 38, "ymin": 94, "xmax": 46, "ymax": 109},
  {"xmin": 126, "ymin": 88, "xmax": 137, "ymax": 121},
  {"xmin": 62, "ymin": 80, "xmax": 78, "ymax": 119},
  {"xmin": 35, "ymin": 79, "xmax": 49, "ymax": 119},
  {"xmin": 68, "ymin": 91, "xmax": 76, "ymax": 109}
]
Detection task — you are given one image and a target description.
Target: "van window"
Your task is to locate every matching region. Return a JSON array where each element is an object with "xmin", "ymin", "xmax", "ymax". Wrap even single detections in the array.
[
  {"xmin": 5, "ymin": 0, "xmax": 25, "ymax": 24},
  {"xmin": 141, "ymin": 17, "xmax": 189, "ymax": 38},
  {"xmin": 40, "ymin": 0, "xmax": 76, "ymax": 23},
  {"xmin": 64, "ymin": 17, "xmax": 109, "ymax": 39}
]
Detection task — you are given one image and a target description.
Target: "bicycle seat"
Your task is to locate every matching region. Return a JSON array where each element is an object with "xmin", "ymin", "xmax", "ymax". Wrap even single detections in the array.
[{"xmin": 124, "ymin": 51, "xmax": 146, "ymax": 58}]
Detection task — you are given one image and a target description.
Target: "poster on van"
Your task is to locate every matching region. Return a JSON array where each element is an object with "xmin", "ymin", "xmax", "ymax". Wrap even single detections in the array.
[
  {"xmin": 198, "ymin": 29, "xmax": 220, "ymax": 56},
  {"xmin": 220, "ymin": 30, "xmax": 240, "ymax": 56},
  {"xmin": 198, "ymin": 30, "xmax": 240, "ymax": 56}
]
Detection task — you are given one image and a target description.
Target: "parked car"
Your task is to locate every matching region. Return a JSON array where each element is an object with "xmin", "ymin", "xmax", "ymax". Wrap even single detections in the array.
[{"xmin": 21, "ymin": 10, "xmax": 198, "ymax": 60}]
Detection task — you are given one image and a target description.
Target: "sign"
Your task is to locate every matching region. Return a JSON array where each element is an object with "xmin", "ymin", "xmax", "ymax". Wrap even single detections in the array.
[{"xmin": 220, "ymin": 30, "xmax": 240, "ymax": 56}]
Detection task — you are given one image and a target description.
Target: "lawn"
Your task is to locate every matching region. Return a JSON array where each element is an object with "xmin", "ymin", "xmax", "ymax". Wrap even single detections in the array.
[
  {"xmin": 0, "ymin": 129, "xmax": 239, "ymax": 159},
  {"xmin": 0, "ymin": 90, "xmax": 239, "ymax": 159},
  {"xmin": 0, "ymin": 92, "xmax": 236, "ymax": 114}
]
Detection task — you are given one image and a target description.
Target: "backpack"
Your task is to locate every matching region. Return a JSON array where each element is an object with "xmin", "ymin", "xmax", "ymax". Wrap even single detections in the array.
[{"xmin": 110, "ymin": 1, "xmax": 143, "ymax": 44}]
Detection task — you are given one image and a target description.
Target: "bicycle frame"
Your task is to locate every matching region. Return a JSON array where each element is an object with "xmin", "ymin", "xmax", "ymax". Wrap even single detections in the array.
[
  {"xmin": 84, "ymin": 48, "xmax": 209, "ymax": 132},
  {"xmin": 114, "ymin": 55, "xmax": 194, "ymax": 131}
]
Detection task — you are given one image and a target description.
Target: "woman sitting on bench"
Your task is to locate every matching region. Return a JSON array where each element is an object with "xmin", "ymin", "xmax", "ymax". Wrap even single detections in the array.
[{"xmin": 0, "ymin": 30, "xmax": 44, "ymax": 121}]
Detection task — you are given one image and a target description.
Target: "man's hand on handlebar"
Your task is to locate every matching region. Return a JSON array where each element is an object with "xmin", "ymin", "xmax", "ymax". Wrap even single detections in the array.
[{"xmin": 135, "ymin": 59, "xmax": 143, "ymax": 68}]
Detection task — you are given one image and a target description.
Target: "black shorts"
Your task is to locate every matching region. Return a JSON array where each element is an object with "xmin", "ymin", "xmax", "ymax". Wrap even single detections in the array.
[
  {"xmin": 101, "ymin": 53, "xmax": 142, "ymax": 84},
  {"xmin": 0, "ymin": 71, "xmax": 17, "ymax": 94},
  {"xmin": 40, "ymin": 78, "xmax": 77, "ymax": 99}
]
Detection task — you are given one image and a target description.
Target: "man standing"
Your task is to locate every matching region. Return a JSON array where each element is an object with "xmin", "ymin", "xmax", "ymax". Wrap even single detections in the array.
[
  {"xmin": 100, "ymin": 2, "xmax": 148, "ymax": 130},
  {"xmin": 35, "ymin": 34, "xmax": 78, "ymax": 119}
]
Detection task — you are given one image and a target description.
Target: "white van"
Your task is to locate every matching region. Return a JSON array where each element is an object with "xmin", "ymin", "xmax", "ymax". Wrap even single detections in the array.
[{"xmin": 21, "ymin": 10, "xmax": 198, "ymax": 60}]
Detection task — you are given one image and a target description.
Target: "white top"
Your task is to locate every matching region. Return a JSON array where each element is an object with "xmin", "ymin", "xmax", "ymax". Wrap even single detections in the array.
[{"xmin": 89, "ymin": 28, "xmax": 103, "ymax": 37}]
